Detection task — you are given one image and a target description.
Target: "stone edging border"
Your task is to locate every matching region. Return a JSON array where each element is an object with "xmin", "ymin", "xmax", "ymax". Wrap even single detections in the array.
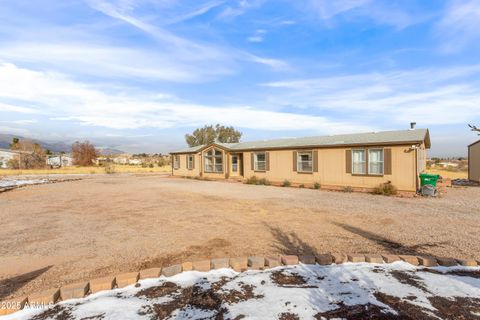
[{"xmin": 1, "ymin": 253, "xmax": 479, "ymax": 316}]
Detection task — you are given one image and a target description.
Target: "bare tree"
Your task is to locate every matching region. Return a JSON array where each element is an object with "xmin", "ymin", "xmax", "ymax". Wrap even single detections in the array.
[
  {"xmin": 72, "ymin": 141, "xmax": 98, "ymax": 166},
  {"xmin": 10, "ymin": 139, "xmax": 46, "ymax": 169}
]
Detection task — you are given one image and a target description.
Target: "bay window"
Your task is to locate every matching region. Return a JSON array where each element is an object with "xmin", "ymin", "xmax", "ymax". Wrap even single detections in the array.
[{"xmin": 204, "ymin": 149, "xmax": 223, "ymax": 173}]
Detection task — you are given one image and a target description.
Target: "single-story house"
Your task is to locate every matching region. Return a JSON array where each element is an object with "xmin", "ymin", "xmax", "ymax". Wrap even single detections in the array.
[
  {"xmin": 46, "ymin": 154, "xmax": 74, "ymax": 167},
  {"xmin": 468, "ymin": 140, "xmax": 480, "ymax": 183},
  {"xmin": 0, "ymin": 148, "xmax": 20, "ymax": 168},
  {"xmin": 170, "ymin": 128, "xmax": 431, "ymax": 193}
]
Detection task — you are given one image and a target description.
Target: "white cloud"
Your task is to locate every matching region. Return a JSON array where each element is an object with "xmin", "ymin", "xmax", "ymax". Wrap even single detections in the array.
[
  {"xmin": 0, "ymin": 63, "xmax": 370, "ymax": 134},
  {"xmin": 307, "ymin": 0, "xmax": 423, "ymax": 29},
  {"xmin": 247, "ymin": 29, "xmax": 267, "ymax": 43},
  {"xmin": 435, "ymin": 0, "xmax": 480, "ymax": 53},
  {"xmin": 262, "ymin": 65, "xmax": 480, "ymax": 126}
]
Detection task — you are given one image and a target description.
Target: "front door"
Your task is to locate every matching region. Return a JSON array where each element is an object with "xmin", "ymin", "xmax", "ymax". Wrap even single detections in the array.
[{"xmin": 230, "ymin": 154, "xmax": 243, "ymax": 177}]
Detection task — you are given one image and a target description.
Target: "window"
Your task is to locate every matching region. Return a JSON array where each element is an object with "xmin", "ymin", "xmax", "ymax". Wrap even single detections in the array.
[
  {"xmin": 204, "ymin": 148, "xmax": 223, "ymax": 173},
  {"xmin": 231, "ymin": 155, "xmax": 238, "ymax": 172},
  {"xmin": 352, "ymin": 150, "xmax": 366, "ymax": 174},
  {"xmin": 368, "ymin": 149, "xmax": 384, "ymax": 175},
  {"xmin": 297, "ymin": 151, "xmax": 313, "ymax": 172},
  {"xmin": 254, "ymin": 152, "xmax": 266, "ymax": 171},
  {"xmin": 187, "ymin": 155, "xmax": 194, "ymax": 169},
  {"xmin": 173, "ymin": 155, "xmax": 180, "ymax": 169}
]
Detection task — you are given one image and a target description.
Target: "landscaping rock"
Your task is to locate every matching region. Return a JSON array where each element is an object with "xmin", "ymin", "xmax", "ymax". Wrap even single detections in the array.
[
  {"xmin": 139, "ymin": 268, "xmax": 161, "ymax": 280},
  {"xmin": 60, "ymin": 282, "xmax": 89, "ymax": 300},
  {"xmin": 265, "ymin": 256, "xmax": 281, "ymax": 268},
  {"xmin": 89, "ymin": 276, "xmax": 116, "ymax": 293},
  {"xmin": 281, "ymin": 255, "xmax": 299, "ymax": 265},
  {"xmin": 230, "ymin": 257, "xmax": 248, "ymax": 272},
  {"xmin": 248, "ymin": 256, "xmax": 265, "ymax": 269},
  {"xmin": 193, "ymin": 260, "xmax": 211, "ymax": 272},
  {"xmin": 347, "ymin": 254, "xmax": 366, "ymax": 263},
  {"xmin": 162, "ymin": 265, "xmax": 182, "ymax": 277},
  {"xmin": 211, "ymin": 258, "xmax": 230, "ymax": 269}
]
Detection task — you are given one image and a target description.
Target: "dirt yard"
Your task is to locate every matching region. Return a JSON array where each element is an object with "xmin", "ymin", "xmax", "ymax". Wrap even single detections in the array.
[{"xmin": 0, "ymin": 174, "xmax": 479, "ymax": 301}]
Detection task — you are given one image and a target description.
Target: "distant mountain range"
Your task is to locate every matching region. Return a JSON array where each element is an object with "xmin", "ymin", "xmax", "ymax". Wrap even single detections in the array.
[{"xmin": 0, "ymin": 133, "xmax": 124, "ymax": 155}]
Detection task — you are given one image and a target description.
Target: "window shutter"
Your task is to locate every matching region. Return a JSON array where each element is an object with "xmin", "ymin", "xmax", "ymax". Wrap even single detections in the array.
[
  {"xmin": 384, "ymin": 148, "xmax": 392, "ymax": 175},
  {"xmin": 251, "ymin": 152, "xmax": 254, "ymax": 171},
  {"xmin": 192, "ymin": 155, "xmax": 195, "ymax": 169},
  {"xmin": 293, "ymin": 151, "xmax": 297, "ymax": 172},
  {"xmin": 313, "ymin": 150, "xmax": 318, "ymax": 172},
  {"xmin": 266, "ymin": 152, "xmax": 270, "ymax": 171},
  {"xmin": 345, "ymin": 150, "xmax": 352, "ymax": 173},
  {"xmin": 185, "ymin": 155, "xmax": 188, "ymax": 168}
]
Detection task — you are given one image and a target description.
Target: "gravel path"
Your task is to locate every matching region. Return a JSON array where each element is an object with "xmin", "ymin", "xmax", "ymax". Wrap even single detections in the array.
[{"xmin": 0, "ymin": 174, "xmax": 479, "ymax": 302}]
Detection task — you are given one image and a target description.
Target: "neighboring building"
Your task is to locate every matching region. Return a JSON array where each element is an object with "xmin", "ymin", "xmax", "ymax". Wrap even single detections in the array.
[
  {"xmin": 46, "ymin": 154, "xmax": 74, "ymax": 167},
  {"xmin": 170, "ymin": 128, "xmax": 431, "ymax": 193},
  {"xmin": 468, "ymin": 140, "xmax": 480, "ymax": 183},
  {"xmin": 0, "ymin": 148, "xmax": 19, "ymax": 168},
  {"xmin": 128, "ymin": 158, "xmax": 142, "ymax": 165},
  {"xmin": 436, "ymin": 162, "xmax": 459, "ymax": 168}
]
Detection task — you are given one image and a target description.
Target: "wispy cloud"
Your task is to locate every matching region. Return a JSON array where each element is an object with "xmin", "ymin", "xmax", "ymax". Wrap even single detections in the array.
[
  {"xmin": 0, "ymin": 63, "xmax": 369, "ymax": 134},
  {"xmin": 247, "ymin": 29, "xmax": 267, "ymax": 43},
  {"xmin": 307, "ymin": 0, "xmax": 425, "ymax": 30},
  {"xmin": 435, "ymin": 0, "xmax": 480, "ymax": 53},
  {"xmin": 217, "ymin": 0, "xmax": 265, "ymax": 19},
  {"xmin": 262, "ymin": 65, "xmax": 480, "ymax": 126}
]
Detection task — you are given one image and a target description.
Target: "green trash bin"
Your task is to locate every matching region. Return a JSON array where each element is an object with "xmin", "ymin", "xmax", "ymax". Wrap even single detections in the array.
[{"xmin": 419, "ymin": 173, "xmax": 440, "ymax": 187}]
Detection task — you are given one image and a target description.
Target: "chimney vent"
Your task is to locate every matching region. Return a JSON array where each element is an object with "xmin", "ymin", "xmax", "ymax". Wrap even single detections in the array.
[{"xmin": 410, "ymin": 122, "xmax": 416, "ymax": 130}]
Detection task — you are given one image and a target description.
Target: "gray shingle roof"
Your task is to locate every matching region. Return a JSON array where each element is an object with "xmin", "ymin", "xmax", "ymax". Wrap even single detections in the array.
[{"xmin": 170, "ymin": 129, "xmax": 430, "ymax": 154}]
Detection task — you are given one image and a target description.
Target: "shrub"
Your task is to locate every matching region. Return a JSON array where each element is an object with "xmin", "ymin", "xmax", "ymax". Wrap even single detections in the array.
[
  {"xmin": 258, "ymin": 178, "xmax": 271, "ymax": 185},
  {"xmin": 299, "ymin": 184, "xmax": 305, "ymax": 188},
  {"xmin": 314, "ymin": 182, "xmax": 321, "ymax": 190},
  {"xmin": 373, "ymin": 182, "xmax": 398, "ymax": 196},
  {"xmin": 246, "ymin": 175, "xmax": 259, "ymax": 185},
  {"xmin": 246, "ymin": 176, "xmax": 271, "ymax": 185},
  {"xmin": 342, "ymin": 186, "xmax": 353, "ymax": 193},
  {"xmin": 104, "ymin": 163, "xmax": 115, "ymax": 174},
  {"xmin": 283, "ymin": 179, "xmax": 291, "ymax": 187}
]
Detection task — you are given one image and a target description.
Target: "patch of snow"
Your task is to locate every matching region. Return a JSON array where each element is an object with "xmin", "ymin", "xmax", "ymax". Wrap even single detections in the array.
[
  {"xmin": 0, "ymin": 178, "xmax": 49, "ymax": 188},
  {"xmin": 2, "ymin": 263, "xmax": 480, "ymax": 320}
]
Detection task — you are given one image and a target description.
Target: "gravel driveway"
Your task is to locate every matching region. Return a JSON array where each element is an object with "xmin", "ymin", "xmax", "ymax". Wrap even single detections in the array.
[{"xmin": 0, "ymin": 174, "xmax": 479, "ymax": 301}]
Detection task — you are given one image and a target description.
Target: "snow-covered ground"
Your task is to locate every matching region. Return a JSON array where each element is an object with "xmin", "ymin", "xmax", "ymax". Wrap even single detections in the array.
[
  {"xmin": 3, "ymin": 262, "xmax": 480, "ymax": 320},
  {"xmin": 0, "ymin": 178, "xmax": 49, "ymax": 188}
]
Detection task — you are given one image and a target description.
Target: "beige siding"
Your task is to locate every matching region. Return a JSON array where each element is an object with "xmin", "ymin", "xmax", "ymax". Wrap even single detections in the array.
[
  {"xmin": 172, "ymin": 153, "xmax": 201, "ymax": 177},
  {"xmin": 172, "ymin": 144, "xmax": 419, "ymax": 191},
  {"xmin": 243, "ymin": 145, "xmax": 417, "ymax": 191},
  {"xmin": 469, "ymin": 142, "xmax": 480, "ymax": 182}
]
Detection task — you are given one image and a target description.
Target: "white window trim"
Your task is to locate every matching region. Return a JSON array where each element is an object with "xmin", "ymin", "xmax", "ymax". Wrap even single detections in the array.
[
  {"xmin": 173, "ymin": 155, "xmax": 180, "ymax": 169},
  {"xmin": 204, "ymin": 149, "xmax": 223, "ymax": 173},
  {"xmin": 297, "ymin": 151, "xmax": 313, "ymax": 173},
  {"xmin": 368, "ymin": 148, "xmax": 384, "ymax": 175},
  {"xmin": 187, "ymin": 155, "xmax": 194, "ymax": 169},
  {"xmin": 254, "ymin": 152, "xmax": 266, "ymax": 171},
  {"xmin": 352, "ymin": 149, "xmax": 366, "ymax": 175}
]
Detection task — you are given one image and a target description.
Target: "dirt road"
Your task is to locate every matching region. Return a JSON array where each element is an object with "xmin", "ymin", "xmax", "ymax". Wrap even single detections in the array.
[{"xmin": 0, "ymin": 174, "xmax": 479, "ymax": 300}]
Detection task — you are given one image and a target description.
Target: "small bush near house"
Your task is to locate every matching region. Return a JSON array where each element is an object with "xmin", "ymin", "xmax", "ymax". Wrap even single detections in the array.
[
  {"xmin": 299, "ymin": 184, "xmax": 305, "ymax": 188},
  {"xmin": 246, "ymin": 176, "xmax": 271, "ymax": 185},
  {"xmin": 373, "ymin": 182, "xmax": 398, "ymax": 196},
  {"xmin": 314, "ymin": 182, "xmax": 321, "ymax": 190},
  {"xmin": 342, "ymin": 186, "xmax": 353, "ymax": 193},
  {"xmin": 283, "ymin": 179, "xmax": 291, "ymax": 187},
  {"xmin": 258, "ymin": 178, "xmax": 271, "ymax": 185},
  {"xmin": 246, "ymin": 175, "xmax": 259, "ymax": 185}
]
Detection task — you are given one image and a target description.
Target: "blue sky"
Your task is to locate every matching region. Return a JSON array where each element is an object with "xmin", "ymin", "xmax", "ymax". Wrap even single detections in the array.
[{"xmin": 0, "ymin": 0, "xmax": 479, "ymax": 156}]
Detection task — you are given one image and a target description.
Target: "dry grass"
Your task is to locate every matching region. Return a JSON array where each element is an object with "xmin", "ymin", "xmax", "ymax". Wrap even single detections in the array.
[
  {"xmin": 426, "ymin": 168, "xmax": 468, "ymax": 180},
  {"xmin": 0, "ymin": 165, "xmax": 171, "ymax": 176}
]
